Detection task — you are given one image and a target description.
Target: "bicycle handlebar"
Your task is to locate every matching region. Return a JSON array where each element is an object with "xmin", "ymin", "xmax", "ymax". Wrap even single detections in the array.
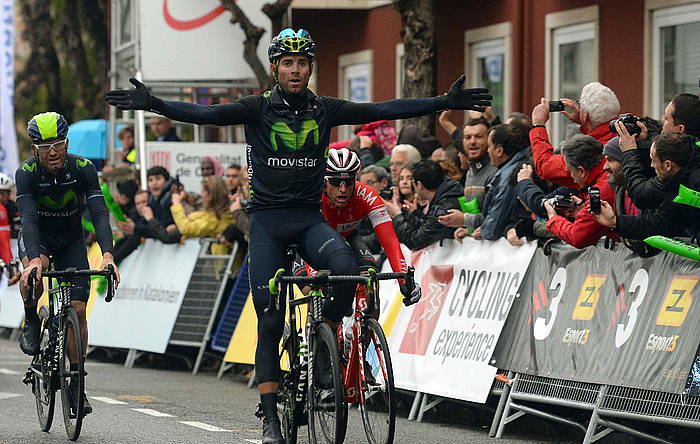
[{"xmin": 25, "ymin": 265, "xmax": 117, "ymax": 304}]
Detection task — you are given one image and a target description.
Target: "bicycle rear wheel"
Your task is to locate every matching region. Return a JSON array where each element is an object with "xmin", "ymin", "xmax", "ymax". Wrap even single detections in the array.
[
  {"xmin": 59, "ymin": 307, "xmax": 84, "ymax": 441},
  {"xmin": 34, "ymin": 306, "xmax": 55, "ymax": 432},
  {"xmin": 359, "ymin": 318, "xmax": 396, "ymax": 444},
  {"xmin": 308, "ymin": 322, "xmax": 346, "ymax": 444}
]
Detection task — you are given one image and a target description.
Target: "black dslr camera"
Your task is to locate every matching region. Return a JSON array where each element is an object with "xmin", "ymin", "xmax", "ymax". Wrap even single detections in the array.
[
  {"xmin": 543, "ymin": 194, "xmax": 575, "ymax": 212},
  {"xmin": 609, "ymin": 113, "xmax": 641, "ymax": 136}
]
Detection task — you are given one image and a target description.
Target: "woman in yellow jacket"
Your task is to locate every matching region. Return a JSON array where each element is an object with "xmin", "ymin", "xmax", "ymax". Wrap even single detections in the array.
[{"xmin": 170, "ymin": 175, "xmax": 233, "ymax": 254}]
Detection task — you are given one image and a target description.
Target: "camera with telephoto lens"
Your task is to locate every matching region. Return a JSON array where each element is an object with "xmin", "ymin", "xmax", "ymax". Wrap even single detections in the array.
[
  {"xmin": 609, "ymin": 113, "xmax": 641, "ymax": 136},
  {"xmin": 380, "ymin": 187, "xmax": 393, "ymax": 200},
  {"xmin": 543, "ymin": 194, "xmax": 575, "ymax": 212}
]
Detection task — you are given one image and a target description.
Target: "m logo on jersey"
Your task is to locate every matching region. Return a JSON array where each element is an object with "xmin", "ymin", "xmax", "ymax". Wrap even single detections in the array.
[
  {"xmin": 22, "ymin": 162, "xmax": 37, "ymax": 173},
  {"xmin": 37, "ymin": 190, "xmax": 78, "ymax": 210},
  {"xmin": 270, "ymin": 119, "xmax": 319, "ymax": 152}
]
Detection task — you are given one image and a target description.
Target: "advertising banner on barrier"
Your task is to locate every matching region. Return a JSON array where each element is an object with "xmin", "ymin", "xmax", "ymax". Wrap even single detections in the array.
[
  {"xmin": 491, "ymin": 243, "xmax": 700, "ymax": 393},
  {"xmin": 145, "ymin": 142, "xmax": 247, "ymax": 193},
  {"xmin": 0, "ymin": 240, "xmax": 24, "ymax": 328},
  {"xmin": 385, "ymin": 238, "xmax": 536, "ymax": 403},
  {"xmin": 88, "ymin": 239, "xmax": 200, "ymax": 353}
]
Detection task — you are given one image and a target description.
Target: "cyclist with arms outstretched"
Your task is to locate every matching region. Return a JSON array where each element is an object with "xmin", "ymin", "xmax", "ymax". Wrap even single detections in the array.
[
  {"xmin": 16, "ymin": 112, "xmax": 121, "ymax": 416},
  {"xmin": 105, "ymin": 28, "xmax": 490, "ymax": 444}
]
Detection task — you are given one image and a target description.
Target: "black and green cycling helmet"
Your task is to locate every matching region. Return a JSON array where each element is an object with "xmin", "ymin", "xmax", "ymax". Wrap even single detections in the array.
[
  {"xmin": 268, "ymin": 28, "xmax": 316, "ymax": 64},
  {"xmin": 27, "ymin": 112, "xmax": 69, "ymax": 143}
]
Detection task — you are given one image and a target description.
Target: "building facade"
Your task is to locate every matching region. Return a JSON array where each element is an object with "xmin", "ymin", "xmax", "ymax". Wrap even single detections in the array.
[{"xmin": 293, "ymin": 0, "xmax": 700, "ymax": 142}]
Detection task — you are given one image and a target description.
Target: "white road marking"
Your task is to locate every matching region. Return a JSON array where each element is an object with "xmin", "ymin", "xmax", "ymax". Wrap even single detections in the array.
[
  {"xmin": 91, "ymin": 396, "xmax": 128, "ymax": 405},
  {"xmin": 180, "ymin": 421, "xmax": 233, "ymax": 432},
  {"xmin": 131, "ymin": 408, "xmax": 173, "ymax": 417},
  {"xmin": 244, "ymin": 440, "xmax": 262, "ymax": 444},
  {"xmin": 0, "ymin": 368, "xmax": 20, "ymax": 375},
  {"xmin": 0, "ymin": 392, "xmax": 22, "ymax": 400}
]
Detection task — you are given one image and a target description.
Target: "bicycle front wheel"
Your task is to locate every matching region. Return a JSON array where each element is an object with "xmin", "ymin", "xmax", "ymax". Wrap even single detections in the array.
[
  {"xmin": 278, "ymin": 326, "xmax": 300, "ymax": 444},
  {"xmin": 359, "ymin": 318, "xmax": 396, "ymax": 444},
  {"xmin": 34, "ymin": 307, "xmax": 55, "ymax": 432},
  {"xmin": 59, "ymin": 307, "xmax": 84, "ymax": 441},
  {"xmin": 308, "ymin": 322, "xmax": 346, "ymax": 444}
]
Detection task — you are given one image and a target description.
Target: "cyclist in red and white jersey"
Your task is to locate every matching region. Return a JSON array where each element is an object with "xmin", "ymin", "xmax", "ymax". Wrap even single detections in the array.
[{"xmin": 299, "ymin": 148, "xmax": 421, "ymax": 305}]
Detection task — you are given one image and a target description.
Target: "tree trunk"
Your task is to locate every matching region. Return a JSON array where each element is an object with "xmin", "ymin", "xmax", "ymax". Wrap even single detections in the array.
[{"xmin": 396, "ymin": 0, "xmax": 436, "ymax": 135}]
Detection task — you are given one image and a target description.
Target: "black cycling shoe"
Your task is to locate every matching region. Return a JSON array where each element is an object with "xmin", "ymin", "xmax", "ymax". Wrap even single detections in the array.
[
  {"xmin": 19, "ymin": 317, "xmax": 40, "ymax": 355},
  {"xmin": 256, "ymin": 403, "xmax": 283, "ymax": 444},
  {"xmin": 69, "ymin": 379, "xmax": 92, "ymax": 417}
]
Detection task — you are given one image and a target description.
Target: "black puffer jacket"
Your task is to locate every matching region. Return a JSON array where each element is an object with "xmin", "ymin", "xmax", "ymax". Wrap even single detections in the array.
[
  {"xmin": 617, "ymin": 147, "xmax": 700, "ymax": 239},
  {"xmin": 393, "ymin": 177, "xmax": 463, "ymax": 250}
]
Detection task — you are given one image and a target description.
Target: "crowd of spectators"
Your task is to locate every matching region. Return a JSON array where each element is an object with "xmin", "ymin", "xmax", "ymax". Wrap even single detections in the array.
[{"xmin": 331, "ymin": 81, "xmax": 700, "ymax": 258}]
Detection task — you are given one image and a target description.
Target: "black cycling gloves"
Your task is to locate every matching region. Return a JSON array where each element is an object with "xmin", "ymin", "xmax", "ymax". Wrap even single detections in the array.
[
  {"xmin": 105, "ymin": 78, "xmax": 158, "ymax": 111},
  {"xmin": 436, "ymin": 75, "xmax": 492, "ymax": 112},
  {"xmin": 400, "ymin": 281, "xmax": 422, "ymax": 306}
]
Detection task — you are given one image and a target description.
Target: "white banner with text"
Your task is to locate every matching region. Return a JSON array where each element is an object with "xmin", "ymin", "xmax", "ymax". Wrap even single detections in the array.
[
  {"xmin": 88, "ymin": 239, "xmax": 200, "ymax": 353},
  {"xmin": 383, "ymin": 238, "xmax": 536, "ymax": 403}
]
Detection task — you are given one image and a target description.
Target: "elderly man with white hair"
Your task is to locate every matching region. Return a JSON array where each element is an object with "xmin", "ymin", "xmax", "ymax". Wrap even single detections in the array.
[
  {"xmin": 530, "ymin": 81, "xmax": 619, "ymax": 189},
  {"xmin": 389, "ymin": 143, "xmax": 422, "ymax": 185}
]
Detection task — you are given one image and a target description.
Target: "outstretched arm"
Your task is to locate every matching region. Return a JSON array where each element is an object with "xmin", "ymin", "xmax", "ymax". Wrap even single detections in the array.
[
  {"xmin": 328, "ymin": 76, "xmax": 491, "ymax": 126},
  {"xmin": 105, "ymin": 78, "xmax": 257, "ymax": 126}
]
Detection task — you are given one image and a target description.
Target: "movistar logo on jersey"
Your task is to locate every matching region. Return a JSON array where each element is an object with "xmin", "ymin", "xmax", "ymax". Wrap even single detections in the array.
[
  {"xmin": 37, "ymin": 190, "xmax": 78, "ymax": 210},
  {"xmin": 270, "ymin": 119, "xmax": 319, "ymax": 152},
  {"xmin": 76, "ymin": 158, "xmax": 91, "ymax": 168},
  {"xmin": 267, "ymin": 157, "xmax": 318, "ymax": 168},
  {"xmin": 22, "ymin": 162, "xmax": 37, "ymax": 173}
]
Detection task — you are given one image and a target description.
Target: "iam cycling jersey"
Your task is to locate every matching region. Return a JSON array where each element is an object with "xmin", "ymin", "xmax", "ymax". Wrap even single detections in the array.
[
  {"xmin": 15, "ymin": 154, "xmax": 113, "ymax": 260},
  {"xmin": 322, "ymin": 181, "xmax": 407, "ymax": 275}
]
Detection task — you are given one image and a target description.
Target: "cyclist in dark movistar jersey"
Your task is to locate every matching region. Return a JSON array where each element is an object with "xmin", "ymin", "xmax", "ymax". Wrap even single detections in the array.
[
  {"xmin": 16, "ymin": 112, "xmax": 121, "ymax": 416},
  {"xmin": 105, "ymin": 28, "xmax": 490, "ymax": 443}
]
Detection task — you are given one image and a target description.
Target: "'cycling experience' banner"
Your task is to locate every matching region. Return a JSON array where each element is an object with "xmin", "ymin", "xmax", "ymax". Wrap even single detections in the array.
[
  {"xmin": 491, "ymin": 243, "xmax": 700, "ymax": 393},
  {"xmin": 384, "ymin": 238, "xmax": 536, "ymax": 403},
  {"xmin": 88, "ymin": 239, "xmax": 200, "ymax": 353}
]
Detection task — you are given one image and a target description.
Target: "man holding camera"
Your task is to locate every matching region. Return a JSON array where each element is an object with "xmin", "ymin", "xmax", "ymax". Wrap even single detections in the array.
[
  {"xmin": 543, "ymin": 134, "xmax": 617, "ymax": 248},
  {"xmin": 617, "ymin": 93, "xmax": 700, "ymax": 209},
  {"xmin": 530, "ymin": 82, "xmax": 619, "ymax": 188},
  {"xmin": 593, "ymin": 132, "xmax": 700, "ymax": 240}
]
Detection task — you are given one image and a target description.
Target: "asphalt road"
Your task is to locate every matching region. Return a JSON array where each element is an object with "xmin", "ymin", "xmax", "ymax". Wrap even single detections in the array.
[{"xmin": 0, "ymin": 335, "xmax": 638, "ymax": 444}]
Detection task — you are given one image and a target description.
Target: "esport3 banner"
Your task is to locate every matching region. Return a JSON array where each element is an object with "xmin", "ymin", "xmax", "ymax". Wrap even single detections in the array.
[
  {"xmin": 491, "ymin": 243, "xmax": 700, "ymax": 393},
  {"xmin": 383, "ymin": 238, "xmax": 536, "ymax": 403}
]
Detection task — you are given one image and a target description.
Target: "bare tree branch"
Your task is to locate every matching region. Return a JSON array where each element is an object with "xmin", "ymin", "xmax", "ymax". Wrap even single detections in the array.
[
  {"xmin": 262, "ymin": 0, "xmax": 292, "ymax": 36},
  {"xmin": 220, "ymin": 0, "xmax": 275, "ymax": 90}
]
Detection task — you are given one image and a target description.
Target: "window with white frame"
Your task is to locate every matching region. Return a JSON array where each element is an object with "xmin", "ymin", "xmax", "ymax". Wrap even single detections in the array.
[
  {"xmin": 465, "ymin": 23, "xmax": 512, "ymax": 121},
  {"xmin": 395, "ymin": 43, "xmax": 404, "ymax": 99},
  {"xmin": 652, "ymin": 3, "xmax": 700, "ymax": 118},
  {"xmin": 551, "ymin": 22, "xmax": 595, "ymax": 144},
  {"xmin": 338, "ymin": 50, "xmax": 373, "ymax": 140}
]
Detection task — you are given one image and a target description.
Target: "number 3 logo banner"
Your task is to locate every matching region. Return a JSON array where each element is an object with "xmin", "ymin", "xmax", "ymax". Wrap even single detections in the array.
[{"xmin": 491, "ymin": 244, "xmax": 700, "ymax": 394}]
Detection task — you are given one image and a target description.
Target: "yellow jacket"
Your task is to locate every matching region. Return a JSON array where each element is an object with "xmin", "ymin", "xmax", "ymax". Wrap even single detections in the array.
[{"xmin": 171, "ymin": 204, "xmax": 233, "ymax": 255}]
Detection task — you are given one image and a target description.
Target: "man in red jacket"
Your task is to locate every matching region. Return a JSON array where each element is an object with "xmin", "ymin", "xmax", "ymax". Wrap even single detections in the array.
[
  {"xmin": 543, "ymin": 134, "xmax": 618, "ymax": 248},
  {"xmin": 530, "ymin": 82, "xmax": 619, "ymax": 188}
]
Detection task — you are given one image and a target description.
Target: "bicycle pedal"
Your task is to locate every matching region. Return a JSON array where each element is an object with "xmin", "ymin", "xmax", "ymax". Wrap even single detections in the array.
[{"xmin": 22, "ymin": 370, "xmax": 33, "ymax": 385}]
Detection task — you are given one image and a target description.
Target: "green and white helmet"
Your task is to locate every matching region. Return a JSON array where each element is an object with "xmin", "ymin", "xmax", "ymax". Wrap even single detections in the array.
[
  {"xmin": 27, "ymin": 112, "xmax": 69, "ymax": 144},
  {"xmin": 268, "ymin": 28, "xmax": 316, "ymax": 63}
]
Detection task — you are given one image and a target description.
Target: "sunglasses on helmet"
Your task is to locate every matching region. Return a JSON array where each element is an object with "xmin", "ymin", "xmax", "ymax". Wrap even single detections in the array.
[{"xmin": 278, "ymin": 28, "xmax": 311, "ymax": 40}]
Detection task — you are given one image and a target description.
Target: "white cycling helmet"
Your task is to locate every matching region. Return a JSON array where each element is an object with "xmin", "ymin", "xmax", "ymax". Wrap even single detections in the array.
[
  {"xmin": 326, "ymin": 148, "xmax": 361, "ymax": 178},
  {"xmin": 0, "ymin": 172, "xmax": 14, "ymax": 191}
]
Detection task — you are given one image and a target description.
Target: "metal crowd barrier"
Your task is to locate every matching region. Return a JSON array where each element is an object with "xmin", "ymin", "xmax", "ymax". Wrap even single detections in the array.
[
  {"xmin": 491, "ymin": 372, "xmax": 700, "ymax": 443},
  {"xmin": 124, "ymin": 238, "xmax": 238, "ymax": 374}
]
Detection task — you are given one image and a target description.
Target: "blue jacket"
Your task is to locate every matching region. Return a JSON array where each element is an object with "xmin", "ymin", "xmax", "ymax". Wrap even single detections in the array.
[{"xmin": 480, "ymin": 151, "xmax": 527, "ymax": 240}]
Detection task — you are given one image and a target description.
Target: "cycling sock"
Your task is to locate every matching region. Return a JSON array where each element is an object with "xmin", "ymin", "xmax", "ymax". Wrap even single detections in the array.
[
  {"xmin": 260, "ymin": 392, "xmax": 278, "ymax": 413},
  {"xmin": 24, "ymin": 305, "xmax": 39, "ymax": 323}
]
